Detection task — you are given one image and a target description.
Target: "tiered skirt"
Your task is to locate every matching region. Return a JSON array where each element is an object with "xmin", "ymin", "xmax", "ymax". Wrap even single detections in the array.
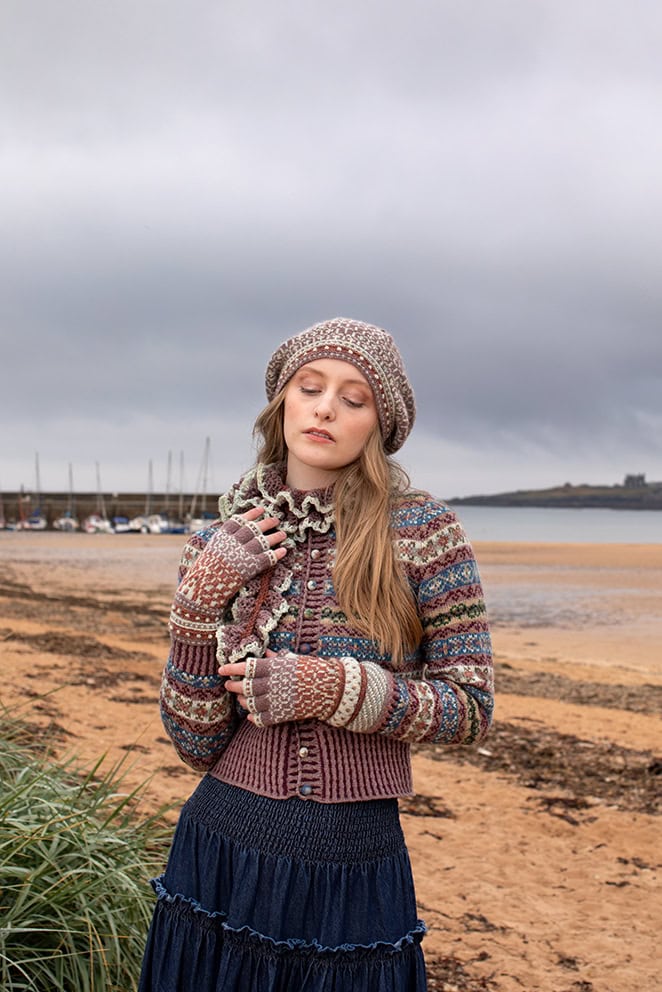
[{"xmin": 139, "ymin": 776, "xmax": 427, "ymax": 991}]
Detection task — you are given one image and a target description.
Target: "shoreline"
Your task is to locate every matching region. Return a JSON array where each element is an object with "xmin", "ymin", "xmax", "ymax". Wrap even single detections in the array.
[{"xmin": 1, "ymin": 534, "xmax": 660, "ymax": 991}]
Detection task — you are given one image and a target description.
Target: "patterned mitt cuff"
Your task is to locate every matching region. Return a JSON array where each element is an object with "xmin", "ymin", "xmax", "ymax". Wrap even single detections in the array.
[
  {"xmin": 169, "ymin": 593, "xmax": 220, "ymax": 643},
  {"xmin": 344, "ymin": 662, "xmax": 393, "ymax": 733},
  {"xmin": 326, "ymin": 657, "xmax": 366, "ymax": 727}
]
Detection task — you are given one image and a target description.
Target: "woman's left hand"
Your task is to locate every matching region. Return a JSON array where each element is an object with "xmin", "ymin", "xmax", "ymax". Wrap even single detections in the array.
[
  {"xmin": 220, "ymin": 652, "xmax": 283, "ymax": 720},
  {"xmin": 219, "ymin": 658, "xmax": 255, "ymax": 716},
  {"xmin": 219, "ymin": 650, "xmax": 345, "ymax": 726}
]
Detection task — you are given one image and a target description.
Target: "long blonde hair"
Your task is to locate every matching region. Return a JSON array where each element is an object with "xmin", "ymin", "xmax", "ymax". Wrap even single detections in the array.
[{"xmin": 253, "ymin": 391, "xmax": 423, "ymax": 665}]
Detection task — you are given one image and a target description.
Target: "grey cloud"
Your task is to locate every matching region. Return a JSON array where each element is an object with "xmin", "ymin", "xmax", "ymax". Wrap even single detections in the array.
[{"xmin": 2, "ymin": 1, "xmax": 662, "ymax": 494}]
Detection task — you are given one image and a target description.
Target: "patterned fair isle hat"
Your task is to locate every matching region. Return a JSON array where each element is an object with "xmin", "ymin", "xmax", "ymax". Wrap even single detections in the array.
[{"xmin": 265, "ymin": 317, "xmax": 416, "ymax": 453}]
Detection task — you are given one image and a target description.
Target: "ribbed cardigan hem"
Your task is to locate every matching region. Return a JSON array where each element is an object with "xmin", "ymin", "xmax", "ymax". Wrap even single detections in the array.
[
  {"xmin": 207, "ymin": 769, "xmax": 413, "ymax": 804},
  {"xmin": 208, "ymin": 720, "xmax": 413, "ymax": 803}
]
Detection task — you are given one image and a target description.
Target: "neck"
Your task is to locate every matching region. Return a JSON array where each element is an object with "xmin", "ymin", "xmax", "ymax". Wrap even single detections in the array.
[{"xmin": 285, "ymin": 459, "xmax": 339, "ymax": 492}]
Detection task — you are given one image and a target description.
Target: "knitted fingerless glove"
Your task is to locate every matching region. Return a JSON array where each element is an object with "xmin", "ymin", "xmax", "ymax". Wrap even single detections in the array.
[
  {"xmin": 243, "ymin": 651, "xmax": 353, "ymax": 727},
  {"xmin": 169, "ymin": 516, "xmax": 280, "ymax": 642}
]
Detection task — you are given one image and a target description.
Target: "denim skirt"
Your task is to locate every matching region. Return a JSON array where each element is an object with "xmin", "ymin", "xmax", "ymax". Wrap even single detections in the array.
[{"xmin": 139, "ymin": 776, "xmax": 427, "ymax": 992}]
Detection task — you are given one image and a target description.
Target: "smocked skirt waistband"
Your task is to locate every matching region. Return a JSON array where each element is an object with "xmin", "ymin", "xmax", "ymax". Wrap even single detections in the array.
[{"xmin": 139, "ymin": 776, "xmax": 427, "ymax": 992}]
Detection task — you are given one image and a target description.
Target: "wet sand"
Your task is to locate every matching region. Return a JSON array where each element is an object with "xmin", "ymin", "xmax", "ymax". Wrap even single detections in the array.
[{"xmin": 1, "ymin": 532, "xmax": 660, "ymax": 992}]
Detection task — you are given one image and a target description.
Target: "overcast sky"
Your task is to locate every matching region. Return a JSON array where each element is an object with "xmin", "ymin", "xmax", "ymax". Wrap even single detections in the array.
[{"xmin": 2, "ymin": 0, "xmax": 661, "ymax": 504}]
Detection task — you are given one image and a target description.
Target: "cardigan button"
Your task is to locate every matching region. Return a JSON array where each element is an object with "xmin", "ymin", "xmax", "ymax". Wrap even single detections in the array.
[
  {"xmin": 306, "ymin": 579, "xmax": 317, "ymax": 590},
  {"xmin": 298, "ymin": 746, "xmax": 310, "ymax": 758},
  {"xmin": 299, "ymin": 784, "xmax": 313, "ymax": 797},
  {"xmin": 300, "ymin": 643, "xmax": 312, "ymax": 654},
  {"xmin": 310, "ymin": 549, "xmax": 321, "ymax": 560}
]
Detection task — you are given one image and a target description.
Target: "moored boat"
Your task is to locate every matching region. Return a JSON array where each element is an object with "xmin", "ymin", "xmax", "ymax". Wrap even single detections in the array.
[
  {"xmin": 83, "ymin": 513, "xmax": 113, "ymax": 534},
  {"xmin": 53, "ymin": 511, "xmax": 80, "ymax": 532}
]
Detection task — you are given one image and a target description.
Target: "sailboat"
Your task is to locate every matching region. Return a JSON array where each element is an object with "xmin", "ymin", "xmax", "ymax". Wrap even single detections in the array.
[
  {"xmin": 129, "ymin": 459, "xmax": 170, "ymax": 533},
  {"xmin": 188, "ymin": 437, "xmax": 217, "ymax": 532},
  {"xmin": 160, "ymin": 449, "xmax": 187, "ymax": 533},
  {"xmin": 54, "ymin": 463, "xmax": 80, "ymax": 531},
  {"xmin": 17, "ymin": 454, "xmax": 47, "ymax": 530},
  {"xmin": 83, "ymin": 463, "xmax": 113, "ymax": 533}
]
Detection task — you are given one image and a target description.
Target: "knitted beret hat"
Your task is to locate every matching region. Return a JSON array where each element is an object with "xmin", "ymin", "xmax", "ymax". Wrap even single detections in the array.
[{"xmin": 265, "ymin": 317, "xmax": 416, "ymax": 453}]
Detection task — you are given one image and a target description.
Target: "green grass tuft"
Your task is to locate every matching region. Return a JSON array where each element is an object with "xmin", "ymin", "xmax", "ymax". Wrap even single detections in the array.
[{"xmin": 0, "ymin": 704, "xmax": 172, "ymax": 991}]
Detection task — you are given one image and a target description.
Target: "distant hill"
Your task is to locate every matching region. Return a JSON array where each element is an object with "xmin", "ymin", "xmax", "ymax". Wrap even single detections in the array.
[{"xmin": 450, "ymin": 479, "xmax": 662, "ymax": 511}]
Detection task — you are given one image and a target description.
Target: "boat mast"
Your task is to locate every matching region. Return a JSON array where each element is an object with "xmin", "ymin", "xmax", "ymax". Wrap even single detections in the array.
[
  {"xmin": 164, "ymin": 450, "xmax": 172, "ymax": 514},
  {"xmin": 145, "ymin": 460, "xmax": 153, "ymax": 515},
  {"xmin": 201, "ymin": 437, "xmax": 209, "ymax": 515},
  {"xmin": 35, "ymin": 452, "xmax": 41, "ymax": 510},
  {"xmin": 68, "ymin": 462, "xmax": 76, "ymax": 516},
  {"xmin": 190, "ymin": 437, "xmax": 210, "ymax": 519},
  {"xmin": 95, "ymin": 462, "xmax": 107, "ymax": 520},
  {"xmin": 178, "ymin": 450, "xmax": 184, "ymax": 520},
  {"xmin": 18, "ymin": 484, "xmax": 27, "ymax": 525}
]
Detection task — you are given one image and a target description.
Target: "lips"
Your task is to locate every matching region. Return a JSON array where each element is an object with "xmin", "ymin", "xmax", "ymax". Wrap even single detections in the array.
[{"xmin": 304, "ymin": 428, "xmax": 335, "ymax": 441}]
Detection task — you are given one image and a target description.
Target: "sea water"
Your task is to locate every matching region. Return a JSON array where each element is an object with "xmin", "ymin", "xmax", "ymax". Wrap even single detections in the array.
[{"xmin": 451, "ymin": 504, "xmax": 662, "ymax": 544}]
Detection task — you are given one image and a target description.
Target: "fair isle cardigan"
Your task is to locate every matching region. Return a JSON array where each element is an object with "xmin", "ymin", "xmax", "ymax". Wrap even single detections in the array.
[{"xmin": 160, "ymin": 464, "xmax": 494, "ymax": 803}]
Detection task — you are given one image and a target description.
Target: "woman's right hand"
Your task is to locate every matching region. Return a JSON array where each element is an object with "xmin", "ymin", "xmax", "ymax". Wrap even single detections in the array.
[
  {"xmin": 188, "ymin": 506, "xmax": 288, "ymax": 589},
  {"xmin": 226, "ymin": 506, "xmax": 288, "ymax": 564},
  {"xmin": 169, "ymin": 507, "xmax": 288, "ymax": 642}
]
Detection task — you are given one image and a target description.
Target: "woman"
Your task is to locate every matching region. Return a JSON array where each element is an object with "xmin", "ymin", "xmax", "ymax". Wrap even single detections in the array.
[{"xmin": 139, "ymin": 318, "xmax": 494, "ymax": 992}]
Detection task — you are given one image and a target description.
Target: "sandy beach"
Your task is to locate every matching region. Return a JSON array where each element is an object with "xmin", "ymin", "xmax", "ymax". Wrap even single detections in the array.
[{"xmin": 1, "ymin": 532, "xmax": 660, "ymax": 992}]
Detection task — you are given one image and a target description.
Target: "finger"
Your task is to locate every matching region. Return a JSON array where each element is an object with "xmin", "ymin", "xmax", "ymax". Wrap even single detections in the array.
[
  {"xmin": 240, "ymin": 507, "xmax": 266, "ymax": 521},
  {"xmin": 254, "ymin": 514, "xmax": 280, "ymax": 532},
  {"xmin": 264, "ymin": 529, "xmax": 287, "ymax": 547},
  {"xmin": 219, "ymin": 662, "xmax": 246, "ymax": 678},
  {"xmin": 240, "ymin": 510, "xmax": 279, "ymax": 531},
  {"xmin": 256, "ymin": 540, "xmax": 287, "ymax": 562},
  {"xmin": 249, "ymin": 694, "xmax": 271, "ymax": 713},
  {"xmin": 256, "ymin": 516, "xmax": 289, "ymax": 541},
  {"xmin": 224, "ymin": 679, "xmax": 244, "ymax": 695},
  {"xmin": 242, "ymin": 520, "xmax": 272, "ymax": 547}
]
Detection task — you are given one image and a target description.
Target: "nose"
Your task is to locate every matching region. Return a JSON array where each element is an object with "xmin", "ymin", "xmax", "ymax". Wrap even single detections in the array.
[{"xmin": 314, "ymin": 394, "xmax": 336, "ymax": 421}]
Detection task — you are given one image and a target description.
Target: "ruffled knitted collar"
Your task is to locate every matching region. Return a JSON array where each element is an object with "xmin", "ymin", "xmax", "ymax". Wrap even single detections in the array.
[
  {"xmin": 215, "ymin": 463, "xmax": 335, "ymax": 665},
  {"xmin": 218, "ymin": 462, "xmax": 335, "ymax": 540}
]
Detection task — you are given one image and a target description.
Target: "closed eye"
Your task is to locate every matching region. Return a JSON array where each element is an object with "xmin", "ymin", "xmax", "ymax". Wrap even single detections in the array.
[{"xmin": 298, "ymin": 384, "xmax": 367, "ymax": 408}]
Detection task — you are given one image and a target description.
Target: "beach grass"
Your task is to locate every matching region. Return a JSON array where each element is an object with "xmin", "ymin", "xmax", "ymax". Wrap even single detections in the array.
[{"xmin": 0, "ymin": 704, "xmax": 171, "ymax": 992}]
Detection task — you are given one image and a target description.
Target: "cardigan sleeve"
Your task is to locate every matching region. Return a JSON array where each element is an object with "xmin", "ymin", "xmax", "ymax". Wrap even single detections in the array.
[
  {"xmin": 159, "ymin": 529, "xmax": 242, "ymax": 771},
  {"xmin": 327, "ymin": 498, "xmax": 494, "ymax": 745}
]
